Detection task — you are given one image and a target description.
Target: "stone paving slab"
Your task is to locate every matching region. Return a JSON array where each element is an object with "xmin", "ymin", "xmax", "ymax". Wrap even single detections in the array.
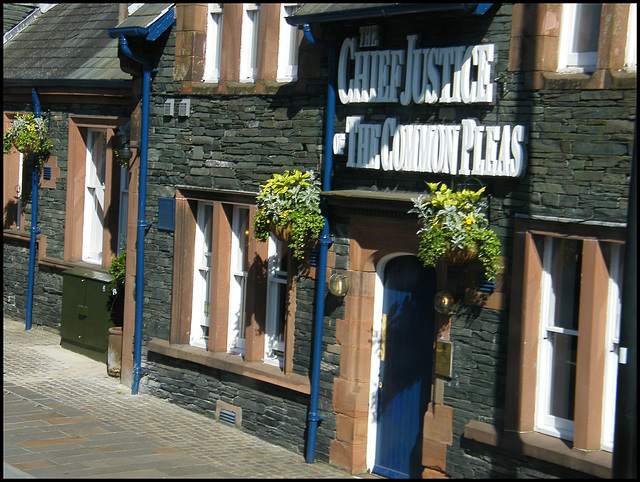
[{"xmin": 3, "ymin": 317, "xmax": 361, "ymax": 478}]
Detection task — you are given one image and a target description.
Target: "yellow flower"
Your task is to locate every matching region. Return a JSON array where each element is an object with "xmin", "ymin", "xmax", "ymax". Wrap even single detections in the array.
[{"xmin": 465, "ymin": 215, "xmax": 474, "ymax": 225}]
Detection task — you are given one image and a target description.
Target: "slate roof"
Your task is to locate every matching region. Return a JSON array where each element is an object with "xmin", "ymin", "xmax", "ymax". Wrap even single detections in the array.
[
  {"xmin": 114, "ymin": 3, "xmax": 174, "ymax": 31},
  {"xmin": 3, "ymin": 3, "xmax": 129, "ymax": 82},
  {"xmin": 3, "ymin": 3, "xmax": 37, "ymax": 35}
]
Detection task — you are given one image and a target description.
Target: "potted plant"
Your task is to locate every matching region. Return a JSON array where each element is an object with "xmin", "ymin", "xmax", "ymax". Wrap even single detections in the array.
[
  {"xmin": 411, "ymin": 182, "xmax": 502, "ymax": 281},
  {"xmin": 107, "ymin": 247, "xmax": 126, "ymax": 326},
  {"xmin": 106, "ymin": 245, "xmax": 125, "ymax": 378},
  {"xmin": 253, "ymin": 169, "xmax": 325, "ymax": 260},
  {"xmin": 3, "ymin": 113, "xmax": 52, "ymax": 167}
]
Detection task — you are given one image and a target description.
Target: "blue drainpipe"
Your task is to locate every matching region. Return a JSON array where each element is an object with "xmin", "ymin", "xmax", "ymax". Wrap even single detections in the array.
[
  {"xmin": 117, "ymin": 35, "xmax": 154, "ymax": 395},
  {"xmin": 25, "ymin": 88, "xmax": 42, "ymax": 330},
  {"xmin": 302, "ymin": 23, "xmax": 337, "ymax": 464}
]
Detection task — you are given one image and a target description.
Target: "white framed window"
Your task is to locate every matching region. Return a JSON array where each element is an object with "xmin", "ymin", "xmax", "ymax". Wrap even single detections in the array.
[
  {"xmin": 535, "ymin": 235, "xmax": 624, "ymax": 449},
  {"xmin": 227, "ymin": 205, "xmax": 250, "ymax": 355},
  {"xmin": 536, "ymin": 236, "xmax": 581, "ymax": 441},
  {"xmin": 601, "ymin": 243, "xmax": 623, "ymax": 452},
  {"xmin": 277, "ymin": 3, "xmax": 300, "ymax": 82},
  {"xmin": 264, "ymin": 234, "xmax": 288, "ymax": 366},
  {"xmin": 191, "ymin": 202, "xmax": 213, "ymax": 349},
  {"xmin": 82, "ymin": 129, "xmax": 107, "ymax": 264},
  {"xmin": 239, "ymin": 3, "xmax": 260, "ymax": 82},
  {"xmin": 558, "ymin": 3, "xmax": 602, "ymax": 73},
  {"xmin": 203, "ymin": 3, "xmax": 224, "ymax": 82},
  {"xmin": 624, "ymin": 3, "xmax": 637, "ymax": 72}
]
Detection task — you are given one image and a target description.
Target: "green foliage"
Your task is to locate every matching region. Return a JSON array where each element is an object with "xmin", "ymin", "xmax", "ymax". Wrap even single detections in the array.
[
  {"xmin": 411, "ymin": 182, "xmax": 502, "ymax": 281},
  {"xmin": 3, "ymin": 113, "xmax": 52, "ymax": 168},
  {"xmin": 253, "ymin": 170, "xmax": 324, "ymax": 260},
  {"xmin": 108, "ymin": 250, "xmax": 126, "ymax": 289}
]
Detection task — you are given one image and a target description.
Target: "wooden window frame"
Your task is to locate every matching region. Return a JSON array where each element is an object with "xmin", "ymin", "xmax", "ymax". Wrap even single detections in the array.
[
  {"xmin": 624, "ymin": 3, "xmax": 637, "ymax": 72},
  {"xmin": 3, "ymin": 113, "xmax": 26, "ymax": 230},
  {"xmin": 509, "ymin": 3, "xmax": 636, "ymax": 90},
  {"xmin": 64, "ymin": 116, "xmax": 127, "ymax": 268},
  {"xmin": 170, "ymin": 188, "xmax": 296, "ymax": 374},
  {"xmin": 504, "ymin": 217, "xmax": 626, "ymax": 452},
  {"xmin": 557, "ymin": 3, "xmax": 602, "ymax": 73},
  {"xmin": 203, "ymin": 3, "xmax": 224, "ymax": 83},
  {"xmin": 277, "ymin": 3, "xmax": 301, "ymax": 82},
  {"xmin": 239, "ymin": 4, "xmax": 261, "ymax": 83}
]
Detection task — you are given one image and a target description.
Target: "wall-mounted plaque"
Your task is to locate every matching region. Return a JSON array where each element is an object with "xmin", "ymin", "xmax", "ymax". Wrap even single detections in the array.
[{"xmin": 435, "ymin": 340, "xmax": 453, "ymax": 378}]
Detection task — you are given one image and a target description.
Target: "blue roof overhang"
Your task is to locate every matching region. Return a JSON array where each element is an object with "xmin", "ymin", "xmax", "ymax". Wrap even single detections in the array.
[{"xmin": 286, "ymin": 3, "xmax": 493, "ymax": 26}]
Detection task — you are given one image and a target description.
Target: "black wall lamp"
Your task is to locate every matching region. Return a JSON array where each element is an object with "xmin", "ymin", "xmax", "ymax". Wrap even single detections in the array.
[{"xmin": 119, "ymin": 142, "xmax": 138, "ymax": 163}]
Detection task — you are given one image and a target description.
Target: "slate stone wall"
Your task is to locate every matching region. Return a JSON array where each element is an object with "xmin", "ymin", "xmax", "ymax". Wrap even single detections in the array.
[
  {"xmin": 313, "ymin": 2, "xmax": 634, "ymax": 478},
  {"xmin": 143, "ymin": 351, "xmax": 313, "ymax": 458},
  {"xmin": 441, "ymin": 84, "xmax": 634, "ymax": 479},
  {"xmin": 2, "ymin": 237, "xmax": 30, "ymax": 321},
  {"xmin": 3, "ymin": 101, "xmax": 131, "ymax": 330},
  {"xmin": 136, "ymin": 28, "xmax": 340, "ymax": 462}
]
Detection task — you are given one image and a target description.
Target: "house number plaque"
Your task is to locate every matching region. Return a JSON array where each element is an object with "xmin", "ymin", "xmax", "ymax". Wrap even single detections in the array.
[{"xmin": 435, "ymin": 340, "xmax": 453, "ymax": 378}]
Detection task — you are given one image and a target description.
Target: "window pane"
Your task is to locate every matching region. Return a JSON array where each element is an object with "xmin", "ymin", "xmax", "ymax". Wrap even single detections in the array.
[
  {"xmin": 204, "ymin": 5, "xmax": 223, "ymax": 81},
  {"xmin": 265, "ymin": 235, "xmax": 288, "ymax": 362},
  {"xmin": 573, "ymin": 4, "xmax": 601, "ymax": 54},
  {"xmin": 228, "ymin": 205, "xmax": 249, "ymax": 352},
  {"xmin": 240, "ymin": 5, "xmax": 260, "ymax": 81},
  {"xmin": 83, "ymin": 129, "xmax": 107, "ymax": 264},
  {"xmin": 536, "ymin": 235, "xmax": 579, "ymax": 440},
  {"xmin": 276, "ymin": 254, "xmax": 288, "ymax": 342},
  {"xmin": 278, "ymin": 4, "xmax": 299, "ymax": 81},
  {"xmin": 249, "ymin": 9, "xmax": 260, "ymax": 71},
  {"xmin": 549, "ymin": 332, "xmax": 577, "ymax": 421},
  {"xmin": 550, "ymin": 238, "xmax": 582, "ymax": 332},
  {"xmin": 601, "ymin": 242, "xmax": 624, "ymax": 451},
  {"xmin": 191, "ymin": 203, "xmax": 213, "ymax": 348}
]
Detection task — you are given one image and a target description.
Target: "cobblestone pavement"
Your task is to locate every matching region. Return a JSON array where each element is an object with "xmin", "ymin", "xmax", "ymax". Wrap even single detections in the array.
[{"xmin": 3, "ymin": 317, "xmax": 359, "ymax": 478}]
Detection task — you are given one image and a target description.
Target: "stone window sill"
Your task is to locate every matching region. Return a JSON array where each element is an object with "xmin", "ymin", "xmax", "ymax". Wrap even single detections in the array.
[
  {"xmin": 525, "ymin": 69, "xmax": 636, "ymax": 90},
  {"xmin": 180, "ymin": 79, "xmax": 307, "ymax": 96},
  {"xmin": 463, "ymin": 420, "xmax": 612, "ymax": 478},
  {"xmin": 3, "ymin": 228, "xmax": 30, "ymax": 242},
  {"xmin": 148, "ymin": 338, "xmax": 311, "ymax": 395}
]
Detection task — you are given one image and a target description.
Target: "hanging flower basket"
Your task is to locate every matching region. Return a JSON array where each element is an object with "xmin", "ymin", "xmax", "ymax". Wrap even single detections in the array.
[
  {"xmin": 253, "ymin": 169, "xmax": 324, "ymax": 261},
  {"xmin": 271, "ymin": 223, "xmax": 293, "ymax": 243},
  {"xmin": 17, "ymin": 139, "xmax": 43, "ymax": 154},
  {"xmin": 410, "ymin": 182, "xmax": 502, "ymax": 281},
  {"xmin": 442, "ymin": 244, "xmax": 479, "ymax": 265},
  {"xmin": 3, "ymin": 113, "xmax": 52, "ymax": 168}
]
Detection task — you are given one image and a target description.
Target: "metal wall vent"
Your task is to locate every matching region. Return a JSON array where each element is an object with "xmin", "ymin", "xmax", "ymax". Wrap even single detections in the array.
[
  {"xmin": 164, "ymin": 98, "xmax": 175, "ymax": 116},
  {"xmin": 43, "ymin": 166, "xmax": 52, "ymax": 180},
  {"xmin": 219, "ymin": 409, "xmax": 237, "ymax": 427},
  {"xmin": 309, "ymin": 249, "xmax": 319, "ymax": 267},
  {"xmin": 178, "ymin": 98, "xmax": 191, "ymax": 117},
  {"xmin": 477, "ymin": 272, "xmax": 496, "ymax": 293}
]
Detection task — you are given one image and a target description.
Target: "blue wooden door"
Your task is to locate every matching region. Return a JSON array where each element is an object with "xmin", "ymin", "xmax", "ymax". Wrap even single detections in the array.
[{"xmin": 373, "ymin": 255, "xmax": 436, "ymax": 478}]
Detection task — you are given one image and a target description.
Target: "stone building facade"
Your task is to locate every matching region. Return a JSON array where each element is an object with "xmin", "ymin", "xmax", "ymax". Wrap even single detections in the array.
[{"xmin": 4, "ymin": 3, "xmax": 636, "ymax": 479}]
